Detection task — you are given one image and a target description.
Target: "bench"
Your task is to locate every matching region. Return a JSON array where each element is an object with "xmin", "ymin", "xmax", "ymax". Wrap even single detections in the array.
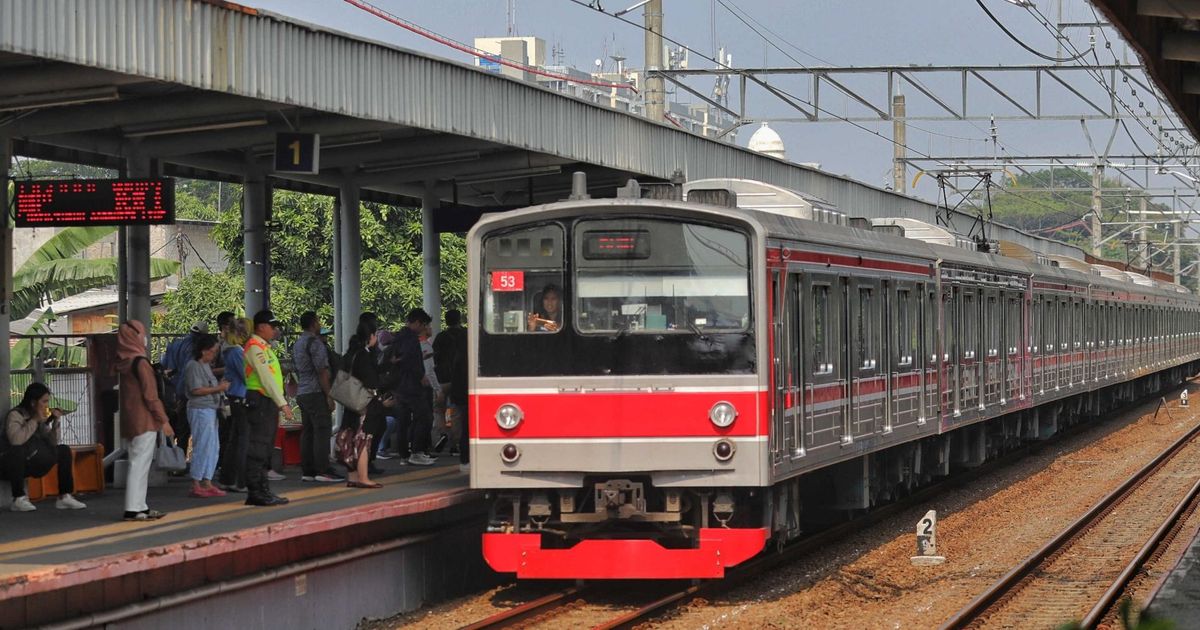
[{"xmin": 1, "ymin": 444, "xmax": 106, "ymax": 503}]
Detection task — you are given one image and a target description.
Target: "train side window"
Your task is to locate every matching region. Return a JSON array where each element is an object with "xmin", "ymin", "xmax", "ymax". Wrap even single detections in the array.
[
  {"xmin": 856, "ymin": 285, "xmax": 876, "ymax": 370},
  {"xmin": 896, "ymin": 288, "xmax": 913, "ymax": 368},
  {"xmin": 812, "ymin": 283, "xmax": 832, "ymax": 375},
  {"xmin": 962, "ymin": 291, "xmax": 977, "ymax": 360}
]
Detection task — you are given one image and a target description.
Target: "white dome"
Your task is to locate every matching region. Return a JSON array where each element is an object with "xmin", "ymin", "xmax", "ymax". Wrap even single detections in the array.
[{"xmin": 748, "ymin": 122, "xmax": 786, "ymax": 160}]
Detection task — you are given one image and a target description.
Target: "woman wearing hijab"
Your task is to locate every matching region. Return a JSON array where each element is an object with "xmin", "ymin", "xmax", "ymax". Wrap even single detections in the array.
[{"xmin": 116, "ymin": 320, "xmax": 172, "ymax": 521}]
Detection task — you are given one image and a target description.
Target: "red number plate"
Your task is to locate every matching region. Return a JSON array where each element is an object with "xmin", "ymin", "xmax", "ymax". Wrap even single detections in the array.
[{"xmin": 491, "ymin": 270, "xmax": 525, "ymax": 292}]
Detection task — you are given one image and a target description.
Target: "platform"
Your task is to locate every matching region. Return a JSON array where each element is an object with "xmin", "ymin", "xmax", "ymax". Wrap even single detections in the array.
[
  {"xmin": 0, "ymin": 456, "xmax": 482, "ymax": 628},
  {"xmin": 1144, "ymin": 523, "xmax": 1200, "ymax": 626}
]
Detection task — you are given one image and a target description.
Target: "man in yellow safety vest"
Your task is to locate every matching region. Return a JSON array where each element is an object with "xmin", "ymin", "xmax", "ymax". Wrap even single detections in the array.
[{"xmin": 243, "ymin": 309, "xmax": 294, "ymax": 506}]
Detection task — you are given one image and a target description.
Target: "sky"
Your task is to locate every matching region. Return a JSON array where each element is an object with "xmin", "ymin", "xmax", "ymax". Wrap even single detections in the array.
[{"xmin": 244, "ymin": 0, "xmax": 1193, "ymax": 205}]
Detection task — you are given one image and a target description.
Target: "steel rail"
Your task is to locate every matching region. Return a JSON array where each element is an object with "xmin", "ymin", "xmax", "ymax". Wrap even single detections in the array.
[
  {"xmin": 462, "ymin": 586, "xmax": 585, "ymax": 630},
  {"xmin": 940, "ymin": 413, "xmax": 1200, "ymax": 629},
  {"xmin": 1080, "ymin": 477, "xmax": 1200, "ymax": 628}
]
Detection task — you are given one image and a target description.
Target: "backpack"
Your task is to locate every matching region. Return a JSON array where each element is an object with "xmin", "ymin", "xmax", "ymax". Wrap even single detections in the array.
[
  {"xmin": 305, "ymin": 335, "xmax": 343, "ymax": 378},
  {"xmin": 132, "ymin": 356, "xmax": 175, "ymax": 410}
]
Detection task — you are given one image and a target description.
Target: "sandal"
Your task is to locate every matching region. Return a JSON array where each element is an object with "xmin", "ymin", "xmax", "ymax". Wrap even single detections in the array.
[{"xmin": 346, "ymin": 481, "xmax": 383, "ymax": 489}]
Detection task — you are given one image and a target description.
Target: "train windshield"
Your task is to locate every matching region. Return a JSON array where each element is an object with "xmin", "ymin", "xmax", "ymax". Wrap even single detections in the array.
[
  {"xmin": 478, "ymin": 216, "xmax": 755, "ymax": 377},
  {"xmin": 574, "ymin": 219, "xmax": 751, "ymax": 334}
]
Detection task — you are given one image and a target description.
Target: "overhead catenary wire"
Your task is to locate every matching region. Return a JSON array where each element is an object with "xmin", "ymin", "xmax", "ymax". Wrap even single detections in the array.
[
  {"xmin": 974, "ymin": 0, "xmax": 1090, "ymax": 63},
  {"xmin": 341, "ymin": 0, "xmax": 638, "ymax": 92}
]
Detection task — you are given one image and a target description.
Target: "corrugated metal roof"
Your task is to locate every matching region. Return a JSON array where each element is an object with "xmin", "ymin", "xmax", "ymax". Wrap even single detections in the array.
[{"xmin": 0, "ymin": 0, "xmax": 1086, "ymax": 259}]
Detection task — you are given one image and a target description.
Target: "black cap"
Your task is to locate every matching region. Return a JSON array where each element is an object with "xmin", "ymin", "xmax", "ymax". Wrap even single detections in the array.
[{"xmin": 252, "ymin": 309, "xmax": 275, "ymax": 327}]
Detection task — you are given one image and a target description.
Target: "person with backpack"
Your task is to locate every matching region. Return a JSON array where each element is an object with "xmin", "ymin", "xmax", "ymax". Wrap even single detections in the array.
[
  {"xmin": 217, "ymin": 318, "xmax": 251, "ymax": 493},
  {"xmin": 292, "ymin": 311, "xmax": 344, "ymax": 483},
  {"xmin": 161, "ymin": 322, "xmax": 207, "ymax": 450},
  {"xmin": 116, "ymin": 320, "xmax": 172, "ymax": 521}
]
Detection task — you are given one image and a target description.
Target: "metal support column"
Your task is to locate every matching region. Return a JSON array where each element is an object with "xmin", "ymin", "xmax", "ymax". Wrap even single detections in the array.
[
  {"xmin": 1091, "ymin": 165, "xmax": 1103, "ymax": 257},
  {"xmin": 422, "ymin": 183, "xmax": 442, "ymax": 335},
  {"xmin": 0, "ymin": 136, "xmax": 11, "ymax": 413},
  {"xmin": 125, "ymin": 155, "xmax": 153, "ymax": 328},
  {"xmin": 644, "ymin": 0, "xmax": 665, "ymax": 122},
  {"xmin": 338, "ymin": 181, "xmax": 362, "ymax": 351},
  {"xmin": 117, "ymin": 226, "xmax": 127, "ymax": 323},
  {"xmin": 1174, "ymin": 218, "xmax": 1183, "ymax": 284},
  {"xmin": 243, "ymin": 173, "xmax": 269, "ymax": 316},
  {"xmin": 892, "ymin": 94, "xmax": 906, "ymax": 194},
  {"xmin": 331, "ymin": 195, "xmax": 343, "ymax": 352}
]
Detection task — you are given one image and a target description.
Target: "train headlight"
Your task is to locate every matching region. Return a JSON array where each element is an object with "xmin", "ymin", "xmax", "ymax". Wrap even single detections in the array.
[
  {"xmin": 495, "ymin": 404, "xmax": 524, "ymax": 430},
  {"xmin": 708, "ymin": 401, "xmax": 738, "ymax": 428}
]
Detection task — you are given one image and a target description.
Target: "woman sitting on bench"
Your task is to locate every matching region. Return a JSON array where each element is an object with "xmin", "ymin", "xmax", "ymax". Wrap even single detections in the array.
[{"xmin": 0, "ymin": 382, "xmax": 86, "ymax": 512}]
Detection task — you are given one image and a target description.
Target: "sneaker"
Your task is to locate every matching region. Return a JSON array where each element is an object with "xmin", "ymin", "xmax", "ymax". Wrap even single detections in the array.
[
  {"xmin": 407, "ymin": 453, "xmax": 436, "ymax": 466},
  {"xmin": 206, "ymin": 486, "xmax": 227, "ymax": 497},
  {"xmin": 314, "ymin": 474, "xmax": 344, "ymax": 482},
  {"xmin": 56, "ymin": 493, "xmax": 87, "ymax": 510},
  {"xmin": 10, "ymin": 496, "xmax": 36, "ymax": 512},
  {"xmin": 266, "ymin": 470, "xmax": 286, "ymax": 481},
  {"xmin": 300, "ymin": 475, "xmax": 317, "ymax": 482},
  {"xmin": 375, "ymin": 451, "xmax": 394, "ymax": 460}
]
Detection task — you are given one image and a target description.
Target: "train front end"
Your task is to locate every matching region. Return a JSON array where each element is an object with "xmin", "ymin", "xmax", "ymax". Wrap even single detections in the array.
[{"xmin": 468, "ymin": 198, "xmax": 768, "ymax": 579}]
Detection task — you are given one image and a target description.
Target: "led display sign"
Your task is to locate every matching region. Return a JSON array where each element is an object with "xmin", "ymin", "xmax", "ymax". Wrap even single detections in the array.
[{"xmin": 14, "ymin": 179, "xmax": 175, "ymax": 227}]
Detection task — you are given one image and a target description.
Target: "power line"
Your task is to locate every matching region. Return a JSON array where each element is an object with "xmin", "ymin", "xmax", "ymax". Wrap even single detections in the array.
[{"xmin": 974, "ymin": 0, "xmax": 1089, "ymax": 63}]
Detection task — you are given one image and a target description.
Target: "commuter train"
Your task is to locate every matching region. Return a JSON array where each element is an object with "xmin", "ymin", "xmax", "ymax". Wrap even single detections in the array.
[{"xmin": 466, "ymin": 176, "xmax": 1200, "ymax": 579}]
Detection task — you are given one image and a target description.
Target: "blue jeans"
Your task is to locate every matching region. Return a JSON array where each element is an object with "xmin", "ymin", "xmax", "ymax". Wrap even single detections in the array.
[
  {"xmin": 377, "ymin": 416, "xmax": 397, "ymax": 455},
  {"xmin": 188, "ymin": 406, "xmax": 220, "ymax": 481}
]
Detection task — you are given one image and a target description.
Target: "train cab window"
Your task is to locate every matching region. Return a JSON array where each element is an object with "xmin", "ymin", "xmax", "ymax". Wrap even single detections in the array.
[
  {"xmin": 573, "ymin": 219, "xmax": 751, "ymax": 334},
  {"xmin": 482, "ymin": 224, "xmax": 565, "ymax": 334}
]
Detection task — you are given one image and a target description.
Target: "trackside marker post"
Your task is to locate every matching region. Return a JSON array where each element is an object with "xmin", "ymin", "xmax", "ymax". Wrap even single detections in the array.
[{"xmin": 911, "ymin": 509, "xmax": 946, "ymax": 566}]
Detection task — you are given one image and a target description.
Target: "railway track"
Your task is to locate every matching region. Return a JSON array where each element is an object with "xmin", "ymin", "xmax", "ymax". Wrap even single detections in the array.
[
  {"xmin": 462, "ymin": 406, "xmax": 1128, "ymax": 630},
  {"xmin": 942, "ymin": 407, "xmax": 1200, "ymax": 629}
]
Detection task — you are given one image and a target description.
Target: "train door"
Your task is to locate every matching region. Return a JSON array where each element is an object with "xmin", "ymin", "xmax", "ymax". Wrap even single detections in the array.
[
  {"xmin": 1003, "ymin": 291, "xmax": 1019, "ymax": 404},
  {"xmin": 923, "ymin": 284, "xmax": 938, "ymax": 423},
  {"xmin": 942, "ymin": 285, "xmax": 960, "ymax": 417},
  {"xmin": 1031, "ymin": 296, "xmax": 1043, "ymax": 395},
  {"xmin": 782, "ymin": 272, "xmax": 803, "ymax": 461},
  {"xmin": 983, "ymin": 289, "xmax": 1001, "ymax": 408},
  {"xmin": 803, "ymin": 274, "xmax": 842, "ymax": 452},
  {"xmin": 960, "ymin": 288, "xmax": 981, "ymax": 412},
  {"xmin": 769, "ymin": 270, "xmax": 803, "ymax": 467},
  {"xmin": 850, "ymin": 277, "xmax": 882, "ymax": 439},
  {"xmin": 890, "ymin": 281, "xmax": 920, "ymax": 430}
]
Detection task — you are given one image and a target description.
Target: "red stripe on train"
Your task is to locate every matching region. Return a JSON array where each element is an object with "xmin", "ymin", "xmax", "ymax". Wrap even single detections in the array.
[
  {"xmin": 766, "ymin": 248, "xmax": 932, "ymax": 277},
  {"xmin": 472, "ymin": 391, "xmax": 766, "ymax": 439}
]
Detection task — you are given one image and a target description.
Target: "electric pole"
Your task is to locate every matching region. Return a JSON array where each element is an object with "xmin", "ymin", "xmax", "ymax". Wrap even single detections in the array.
[
  {"xmin": 644, "ymin": 0, "xmax": 665, "ymax": 122},
  {"xmin": 893, "ymin": 94, "xmax": 906, "ymax": 194},
  {"xmin": 1091, "ymin": 164, "xmax": 1103, "ymax": 257}
]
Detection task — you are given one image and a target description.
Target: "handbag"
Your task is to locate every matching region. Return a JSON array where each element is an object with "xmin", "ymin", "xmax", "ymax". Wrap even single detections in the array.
[
  {"xmin": 330, "ymin": 370, "xmax": 374, "ymax": 415},
  {"xmin": 22, "ymin": 432, "xmax": 58, "ymax": 476},
  {"xmin": 153, "ymin": 431, "xmax": 187, "ymax": 472}
]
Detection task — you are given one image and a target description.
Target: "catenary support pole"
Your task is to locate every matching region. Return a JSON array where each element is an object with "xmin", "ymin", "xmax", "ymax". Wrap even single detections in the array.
[
  {"xmin": 331, "ymin": 194, "xmax": 343, "ymax": 352},
  {"xmin": 644, "ymin": 0, "xmax": 665, "ymax": 122},
  {"xmin": 338, "ymin": 180, "xmax": 362, "ymax": 351},
  {"xmin": 893, "ymin": 94, "xmax": 906, "ymax": 195},
  {"xmin": 1091, "ymin": 165, "xmax": 1103, "ymax": 257},
  {"xmin": 422, "ymin": 182, "xmax": 442, "ymax": 335}
]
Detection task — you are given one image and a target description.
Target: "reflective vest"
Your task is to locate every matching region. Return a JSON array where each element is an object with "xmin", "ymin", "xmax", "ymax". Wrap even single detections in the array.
[{"xmin": 243, "ymin": 335, "xmax": 281, "ymax": 395}]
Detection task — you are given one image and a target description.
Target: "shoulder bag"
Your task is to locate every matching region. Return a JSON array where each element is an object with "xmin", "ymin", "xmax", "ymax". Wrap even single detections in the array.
[{"xmin": 153, "ymin": 431, "xmax": 187, "ymax": 472}]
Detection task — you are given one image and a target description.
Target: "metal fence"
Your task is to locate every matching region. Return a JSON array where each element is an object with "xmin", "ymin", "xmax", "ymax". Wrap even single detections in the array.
[{"xmin": 12, "ymin": 368, "xmax": 95, "ymax": 446}]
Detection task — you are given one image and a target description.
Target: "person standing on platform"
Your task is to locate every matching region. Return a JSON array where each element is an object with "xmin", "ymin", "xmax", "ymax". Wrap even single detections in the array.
[
  {"xmin": 388, "ymin": 308, "xmax": 436, "ymax": 466},
  {"xmin": 184, "ymin": 334, "xmax": 228, "ymax": 498},
  {"xmin": 293, "ymin": 311, "xmax": 343, "ymax": 483},
  {"xmin": 116, "ymin": 320, "xmax": 171, "ymax": 521},
  {"xmin": 448, "ymin": 324, "xmax": 470, "ymax": 473},
  {"xmin": 217, "ymin": 318, "xmax": 251, "ymax": 493},
  {"xmin": 243, "ymin": 310, "xmax": 293, "ymax": 507},
  {"xmin": 161, "ymin": 321, "xmax": 207, "ymax": 449},
  {"xmin": 433, "ymin": 309, "xmax": 466, "ymax": 456}
]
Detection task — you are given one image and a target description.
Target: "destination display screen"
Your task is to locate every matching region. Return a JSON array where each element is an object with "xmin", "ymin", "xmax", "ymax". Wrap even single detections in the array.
[
  {"xmin": 14, "ymin": 179, "xmax": 175, "ymax": 227},
  {"xmin": 582, "ymin": 230, "xmax": 651, "ymax": 259}
]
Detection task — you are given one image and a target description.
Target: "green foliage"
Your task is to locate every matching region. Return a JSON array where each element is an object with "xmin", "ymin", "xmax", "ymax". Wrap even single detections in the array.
[
  {"xmin": 155, "ymin": 270, "xmax": 244, "ymax": 334},
  {"xmin": 12, "ymin": 227, "xmax": 180, "ymax": 321}
]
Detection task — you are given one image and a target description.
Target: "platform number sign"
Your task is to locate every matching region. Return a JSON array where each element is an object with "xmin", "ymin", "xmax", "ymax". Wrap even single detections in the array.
[
  {"xmin": 274, "ymin": 132, "xmax": 320, "ymax": 174},
  {"xmin": 491, "ymin": 270, "xmax": 524, "ymax": 292}
]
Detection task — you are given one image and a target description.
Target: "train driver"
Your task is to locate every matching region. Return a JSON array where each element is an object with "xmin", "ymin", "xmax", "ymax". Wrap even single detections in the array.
[{"xmin": 527, "ymin": 283, "xmax": 563, "ymax": 332}]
